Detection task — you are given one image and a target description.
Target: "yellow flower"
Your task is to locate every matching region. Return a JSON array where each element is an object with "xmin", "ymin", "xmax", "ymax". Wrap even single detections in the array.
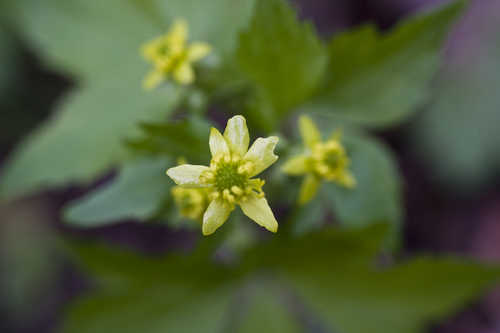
[
  {"xmin": 141, "ymin": 19, "xmax": 211, "ymax": 89},
  {"xmin": 166, "ymin": 115, "xmax": 279, "ymax": 235},
  {"xmin": 282, "ymin": 115, "xmax": 355, "ymax": 205},
  {"xmin": 171, "ymin": 186, "xmax": 209, "ymax": 221}
]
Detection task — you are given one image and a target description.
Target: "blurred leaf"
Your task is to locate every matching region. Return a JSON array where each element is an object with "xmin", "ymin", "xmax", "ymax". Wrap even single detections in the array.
[
  {"xmin": 290, "ymin": 197, "xmax": 327, "ymax": 236},
  {"xmin": 62, "ymin": 225, "xmax": 500, "ymax": 333},
  {"xmin": 0, "ymin": 82, "xmax": 180, "ymax": 199},
  {"xmin": 256, "ymin": 226, "xmax": 500, "ymax": 333},
  {"xmin": 236, "ymin": 284, "xmax": 302, "ymax": 333},
  {"xmin": 321, "ymin": 131, "xmax": 402, "ymax": 247},
  {"xmin": 306, "ymin": 0, "xmax": 465, "ymax": 129},
  {"xmin": 126, "ymin": 117, "xmax": 210, "ymax": 164},
  {"xmin": 63, "ymin": 157, "xmax": 171, "ymax": 227},
  {"xmin": 62, "ymin": 239, "xmax": 240, "ymax": 333},
  {"xmin": 0, "ymin": 0, "xmax": 182, "ymax": 199},
  {"xmin": 0, "ymin": 26, "xmax": 17, "ymax": 99},
  {"xmin": 283, "ymin": 258, "xmax": 500, "ymax": 333},
  {"xmin": 155, "ymin": 0, "xmax": 256, "ymax": 58},
  {"xmin": 0, "ymin": 0, "xmax": 255, "ymax": 199},
  {"xmin": 410, "ymin": 2, "xmax": 500, "ymax": 191},
  {"xmin": 237, "ymin": 0, "xmax": 327, "ymax": 120}
]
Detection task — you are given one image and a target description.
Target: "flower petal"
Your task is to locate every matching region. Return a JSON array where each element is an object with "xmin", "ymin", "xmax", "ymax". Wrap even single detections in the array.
[
  {"xmin": 240, "ymin": 194, "xmax": 278, "ymax": 233},
  {"xmin": 209, "ymin": 127, "xmax": 230, "ymax": 157},
  {"xmin": 299, "ymin": 115, "xmax": 321, "ymax": 149},
  {"xmin": 202, "ymin": 199, "xmax": 233, "ymax": 235},
  {"xmin": 143, "ymin": 70, "xmax": 165, "ymax": 90},
  {"xmin": 187, "ymin": 42, "xmax": 212, "ymax": 61},
  {"xmin": 167, "ymin": 19, "xmax": 188, "ymax": 46},
  {"xmin": 244, "ymin": 136, "xmax": 279, "ymax": 177},
  {"xmin": 282, "ymin": 155, "xmax": 310, "ymax": 175},
  {"xmin": 299, "ymin": 174, "xmax": 321, "ymax": 205},
  {"xmin": 173, "ymin": 62, "xmax": 194, "ymax": 85},
  {"xmin": 337, "ymin": 170, "xmax": 356, "ymax": 189},
  {"xmin": 166, "ymin": 164, "xmax": 209, "ymax": 187},
  {"xmin": 223, "ymin": 115, "xmax": 249, "ymax": 156}
]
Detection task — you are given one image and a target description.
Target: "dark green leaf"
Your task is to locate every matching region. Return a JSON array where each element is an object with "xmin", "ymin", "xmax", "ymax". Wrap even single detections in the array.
[
  {"xmin": 61, "ymin": 239, "xmax": 240, "ymax": 333},
  {"xmin": 284, "ymin": 257, "xmax": 500, "ymax": 333},
  {"xmin": 237, "ymin": 0, "xmax": 327, "ymax": 118},
  {"xmin": 126, "ymin": 117, "xmax": 210, "ymax": 164},
  {"xmin": 307, "ymin": 0, "xmax": 465, "ymax": 129},
  {"xmin": 236, "ymin": 284, "xmax": 302, "ymax": 333},
  {"xmin": 61, "ymin": 225, "xmax": 500, "ymax": 333}
]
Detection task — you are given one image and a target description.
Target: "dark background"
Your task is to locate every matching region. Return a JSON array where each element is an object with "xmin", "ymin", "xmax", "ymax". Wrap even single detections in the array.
[{"xmin": 1, "ymin": 0, "xmax": 500, "ymax": 332}]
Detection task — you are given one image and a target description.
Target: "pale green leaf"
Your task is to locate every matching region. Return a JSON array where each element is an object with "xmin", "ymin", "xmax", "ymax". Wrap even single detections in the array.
[
  {"xmin": 322, "ymin": 131, "xmax": 402, "ymax": 247},
  {"xmin": 0, "ymin": 82, "xmax": 180, "ymax": 199},
  {"xmin": 0, "ymin": 0, "xmax": 254, "ymax": 199},
  {"xmin": 63, "ymin": 157, "xmax": 171, "ymax": 227}
]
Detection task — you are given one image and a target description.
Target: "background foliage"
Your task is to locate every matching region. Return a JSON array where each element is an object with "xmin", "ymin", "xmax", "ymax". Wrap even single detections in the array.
[{"xmin": 2, "ymin": 0, "xmax": 500, "ymax": 332}]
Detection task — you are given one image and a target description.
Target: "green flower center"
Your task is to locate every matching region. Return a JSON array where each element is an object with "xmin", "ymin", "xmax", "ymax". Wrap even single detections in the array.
[
  {"xmin": 200, "ymin": 154, "xmax": 264, "ymax": 205},
  {"xmin": 312, "ymin": 140, "xmax": 350, "ymax": 180},
  {"xmin": 214, "ymin": 161, "xmax": 248, "ymax": 192}
]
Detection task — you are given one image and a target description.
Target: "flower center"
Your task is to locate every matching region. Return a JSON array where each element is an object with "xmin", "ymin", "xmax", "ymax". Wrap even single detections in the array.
[
  {"xmin": 200, "ymin": 153, "xmax": 265, "ymax": 205},
  {"xmin": 214, "ymin": 161, "xmax": 248, "ymax": 192},
  {"xmin": 312, "ymin": 140, "xmax": 349, "ymax": 180},
  {"xmin": 171, "ymin": 186, "xmax": 207, "ymax": 220}
]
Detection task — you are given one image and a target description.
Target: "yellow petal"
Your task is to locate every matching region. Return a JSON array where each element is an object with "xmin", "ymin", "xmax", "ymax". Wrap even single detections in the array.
[
  {"xmin": 187, "ymin": 42, "xmax": 212, "ymax": 61},
  {"xmin": 223, "ymin": 115, "xmax": 249, "ymax": 156},
  {"xmin": 282, "ymin": 155, "xmax": 310, "ymax": 175},
  {"xmin": 244, "ymin": 136, "xmax": 279, "ymax": 177},
  {"xmin": 298, "ymin": 174, "xmax": 320, "ymax": 205},
  {"xmin": 299, "ymin": 115, "xmax": 321, "ymax": 149},
  {"xmin": 167, "ymin": 18, "xmax": 188, "ymax": 46},
  {"xmin": 173, "ymin": 62, "xmax": 194, "ymax": 85},
  {"xmin": 338, "ymin": 170, "xmax": 356, "ymax": 189},
  {"xmin": 202, "ymin": 199, "xmax": 233, "ymax": 235},
  {"xmin": 240, "ymin": 194, "xmax": 278, "ymax": 233},
  {"xmin": 143, "ymin": 70, "xmax": 164, "ymax": 90},
  {"xmin": 166, "ymin": 164, "xmax": 209, "ymax": 187},
  {"xmin": 209, "ymin": 127, "xmax": 230, "ymax": 158}
]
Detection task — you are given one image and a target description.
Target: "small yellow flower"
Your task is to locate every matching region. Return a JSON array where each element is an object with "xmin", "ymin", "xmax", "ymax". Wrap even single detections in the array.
[
  {"xmin": 171, "ymin": 186, "xmax": 209, "ymax": 221},
  {"xmin": 141, "ymin": 19, "xmax": 211, "ymax": 89},
  {"xmin": 166, "ymin": 115, "xmax": 279, "ymax": 235},
  {"xmin": 282, "ymin": 115, "xmax": 355, "ymax": 205}
]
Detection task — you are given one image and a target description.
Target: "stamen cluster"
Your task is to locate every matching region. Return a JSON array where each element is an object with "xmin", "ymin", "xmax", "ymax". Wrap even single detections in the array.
[
  {"xmin": 200, "ymin": 154, "xmax": 265, "ymax": 206},
  {"xmin": 311, "ymin": 140, "xmax": 350, "ymax": 182}
]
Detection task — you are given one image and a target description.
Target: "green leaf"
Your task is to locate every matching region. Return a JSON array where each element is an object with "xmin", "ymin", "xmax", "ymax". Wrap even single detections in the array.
[
  {"xmin": 61, "ymin": 225, "xmax": 500, "ymax": 333},
  {"xmin": 62, "ymin": 244, "xmax": 237, "ymax": 333},
  {"xmin": 257, "ymin": 227, "xmax": 500, "ymax": 333},
  {"xmin": 290, "ymin": 197, "xmax": 327, "ymax": 236},
  {"xmin": 284, "ymin": 257, "xmax": 500, "ymax": 333},
  {"xmin": 126, "ymin": 117, "xmax": 211, "ymax": 165},
  {"xmin": 410, "ymin": 4, "xmax": 500, "ymax": 191},
  {"xmin": 0, "ymin": 82, "xmax": 180, "ymax": 199},
  {"xmin": 236, "ymin": 284, "xmax": 302, "ymax": 333},
  {"xmin": 237, "ymin": 0, "xmax": 327, "ymax": 118},
  {"xmin": 0, "ymin": 26, "xmax": 17, "ymax": 98},
  {"xmin": 63, "ymin": 157, "xmax": 171, "ymax": 227},
  {"xmin": 0, "ymin": 0, "xmax": 255, "ymax": 200},
  {"xmin": 155, "ymin": 0, "xmax": 256, "ymax": 58},
  {"xmin": 321, "ymin": 130, "xmax": 402, "ymax": 247},
  {"xmin": 306, "ymin": 0, "xmax": 465, "ymax": 129},
  {"xmin": 0, "ymin": 0, "xmax": 181, "ymax": 199}
]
